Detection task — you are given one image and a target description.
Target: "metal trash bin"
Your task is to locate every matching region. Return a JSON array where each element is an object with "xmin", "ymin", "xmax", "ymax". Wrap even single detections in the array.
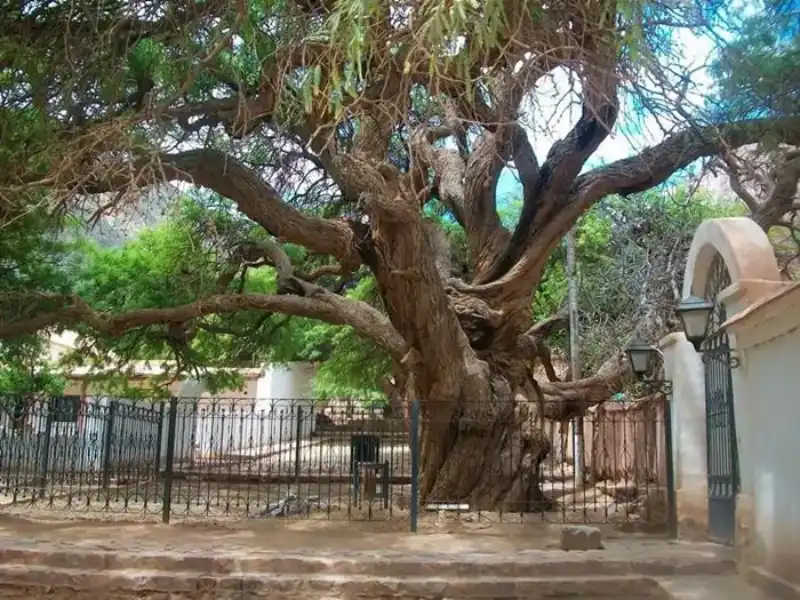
[{"xmin": 349, "ymin": 434, "xmax": 380, "ymax": 473}]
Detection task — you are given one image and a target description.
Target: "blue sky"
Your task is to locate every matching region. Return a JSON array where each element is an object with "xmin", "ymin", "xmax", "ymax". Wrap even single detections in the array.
[{"xmin": 495, "ymin": 28, "xmax": 718, "ymax": 204}]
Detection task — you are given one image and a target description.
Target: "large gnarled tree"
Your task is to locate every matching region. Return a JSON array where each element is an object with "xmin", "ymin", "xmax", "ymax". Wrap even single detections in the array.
[{"xmin": 2, "ymin": 0, "xmax": 800, "ymax": 509}]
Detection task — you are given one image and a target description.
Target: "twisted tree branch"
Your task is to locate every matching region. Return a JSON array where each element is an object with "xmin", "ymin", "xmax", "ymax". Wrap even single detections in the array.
[
  {"xmin": 0, "ymin": 292, "xmax": 408, "ymax": 362},
  {"xmin": 483, "ymin": 116, "xmax": 800, "ymax": 300},
  {"xmin": 82, "ymin": 149, "xmax": 361, "ymax": 267}
]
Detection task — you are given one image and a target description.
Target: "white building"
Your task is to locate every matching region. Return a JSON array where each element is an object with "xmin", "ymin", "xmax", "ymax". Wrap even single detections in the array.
[{"xmin": 1, "ymin": 334, "xmax": 319, "ymax": 478}]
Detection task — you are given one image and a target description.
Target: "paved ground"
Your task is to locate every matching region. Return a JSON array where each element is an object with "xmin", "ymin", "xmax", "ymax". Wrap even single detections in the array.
[
  {"xmin": 659, "ymin": 576, "xmax": 774, "ymax": 600},
  {"xmin": 0, "ymin": 515, "xmax": 779, "ymax": 599}
]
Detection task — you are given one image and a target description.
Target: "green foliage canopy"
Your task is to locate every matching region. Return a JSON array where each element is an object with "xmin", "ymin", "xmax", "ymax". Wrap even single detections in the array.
[
  {"xmin": 0, "ymin": 181, "xmax": 746, "ymax": 401},
  {"xmin": 709, "ymin": 1, "xmax": 800, "ymax": 121}
]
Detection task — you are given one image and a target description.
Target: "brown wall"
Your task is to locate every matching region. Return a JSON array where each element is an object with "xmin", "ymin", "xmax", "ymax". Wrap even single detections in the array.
[
  {"xmin": 585, "ymin": 400, "xmax": 666, "ymax": 485},
  {"xmin": 554, "ymin": 399, "xmax": 667, "ymax": 487}
]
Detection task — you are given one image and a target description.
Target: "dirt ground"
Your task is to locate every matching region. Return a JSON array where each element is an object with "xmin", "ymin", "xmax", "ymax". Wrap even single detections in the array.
[
  {"xmin": 0, "ymin": 473, "xmax": 662, "ymax": 528},
  {"xmin": 0, "ymin": 510, "xmax": 690, "ymax": 557}
]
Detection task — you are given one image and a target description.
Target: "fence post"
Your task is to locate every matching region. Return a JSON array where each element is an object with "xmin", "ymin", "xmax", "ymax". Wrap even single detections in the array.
[
  {"xmin": 382, "ymin": 460, "xmax": 390, "ymax": 509},
  {"xmin": 294, "ymin": 405, "xmax": 304, "ymax": 481},
  {"xmin": 101, "ymin": 400, "xmax": 117, "ymax": 489},
  {"xmin": 161, "ymin": 397, "xmax": 178, "ymax": 524},
  {"xmin": 153, "ymin": 401, "xmax": 165, "ymax": 478},
  {"xmin": 38, "ymin": 398, "xmax": 55, "ymax": 501},
  {"xmin": 409, "ymin": 399, "xmax": 420, "ymax": 533},
  {"xmin": 662, "ymin": 394, "xmax": 678, "ymax": 539}
]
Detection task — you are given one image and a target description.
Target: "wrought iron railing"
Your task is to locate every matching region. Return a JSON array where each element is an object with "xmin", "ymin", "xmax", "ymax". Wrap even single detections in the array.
[{"xmin": 0, "ymin": 394, "xmax": 672, "ymax": 530}]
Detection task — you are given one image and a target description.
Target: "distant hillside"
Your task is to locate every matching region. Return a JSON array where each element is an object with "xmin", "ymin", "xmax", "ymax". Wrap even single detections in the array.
[{"xmin": 71, "ymin": 185, "xmax": 180, "ymax": 247}]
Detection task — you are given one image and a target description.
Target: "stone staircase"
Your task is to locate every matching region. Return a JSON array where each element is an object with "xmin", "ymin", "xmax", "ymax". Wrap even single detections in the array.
[
  {"xmin": 0, "ymin": 543, "xmax": 775, "ymax": 599},
  {"xmin": 661, "ymin": 575, "xmax": 776, "ymax": 600}
]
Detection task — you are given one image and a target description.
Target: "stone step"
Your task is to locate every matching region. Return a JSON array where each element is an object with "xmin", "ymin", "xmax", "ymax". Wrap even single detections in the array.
[
  {"xmin": 0, "ymin": 546, "xmax": 737, "ymax": 579},
  {"xmin": 658, "ymin": 575, "xmax": 775, "ymax": 600},
  {"xmin": 0, "ymin": 565, "xmax": 670, "ymax": 599}
]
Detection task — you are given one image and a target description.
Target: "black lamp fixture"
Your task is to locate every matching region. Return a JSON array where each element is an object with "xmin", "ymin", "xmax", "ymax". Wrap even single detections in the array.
[
  {"xmin": 625, "ymin": 337, "xmax": 655, "ymax": 378},
  {"xmin": 675, "ymin": 295, "xmax": 714, "ymax": 352},
  {"xmin": 624, "ymin": 337, "xmax": 672, "ymax": 393}
]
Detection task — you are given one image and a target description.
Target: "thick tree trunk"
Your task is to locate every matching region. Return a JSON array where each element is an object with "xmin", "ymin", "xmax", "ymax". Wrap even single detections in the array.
[
  {"xmin": 410, "ymin": 335, "xmax": 630, "ymax": 510},
  {"xmin": 420, "ymin": 332, "xmax": 632, "ymax": 505},
  {"xmin": 349, "ymin": 177, "xmax": 626, "ymax": 512},
  {"xmin": 417, "ymin": 372, "xmax": 554, "ymax": 512}
]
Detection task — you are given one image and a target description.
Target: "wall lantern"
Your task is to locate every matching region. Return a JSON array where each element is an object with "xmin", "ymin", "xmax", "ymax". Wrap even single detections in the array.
[
  {"xmin": 625, "ymin": 337, "xmax": 656, "ymax": 379},
  {"xmin": 675, "ymin": 295, "xmax": 714, "ymax": 352},
  {"xmin": 624, "ymin": 338, "xmax": 673, "ymax": 393}
]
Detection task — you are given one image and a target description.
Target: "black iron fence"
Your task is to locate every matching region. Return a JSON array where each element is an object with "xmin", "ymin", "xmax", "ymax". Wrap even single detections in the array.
[{"xmin": 0, "ymin": 394, "xmax": 674, "ymax": 531}]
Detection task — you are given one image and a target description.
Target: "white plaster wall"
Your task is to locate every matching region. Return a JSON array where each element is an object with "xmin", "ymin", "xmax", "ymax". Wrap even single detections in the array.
[
  {"xmin": 677, "ymin": 217, "xmax": 800, "ymax": 587},
  {"xmin": 256, "ymin": 362, "xmax": 317, "ymax": 440},
  {"xmin": 183, "ymin": 363, "xmax": 318, "ymax": 458},
  {"xmin": 255, "ymin": 374, "xmax": 272, "ymax": 403},
  {"xmin": 0, "ymin": 398, "xmax": 93, "ymax": 474},
  {"xmin": 736, "ymin": 328, "xmax": 800, "ymax": 583},
  {"xmin": 62, "ymin": 396, "xmax": 163, "ymax": 473},
  {"xmin": 661, "ymin": 334, "xmax": 707, "ymax": 489},
  {"xmin": 660, "ymin": 333, "xmax": 709, "ymax": 537},
  {"xmin": 0, "ymin": 396, "xmax": 160, "ymax": 476},
  {"xmin": 258, "ymin": 362, "xmax": 317, "ymax": 400},
  {"xmin": 169, "ymin": 379, "xmax": 204, "ymax": 463}
]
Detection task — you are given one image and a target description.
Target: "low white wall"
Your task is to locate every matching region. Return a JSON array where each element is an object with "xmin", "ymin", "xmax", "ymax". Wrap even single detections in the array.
[
  {"xmin": 68, "ymin": 396, "xmax": 163, "ymax": 473},
  {"xmin": 257, "ymin": 362, "xmax": 316, "ymax": 400},
  {"xmin": 182, "ymin": 362, "xmax": 317, "ymax": 460},
  {"xmin": 0, "ymin": 395, "xmax": 163, "ymax": 478},
  {"xmin": 257, "ymin": 362, "xmax": 317, "ymax": 440}
]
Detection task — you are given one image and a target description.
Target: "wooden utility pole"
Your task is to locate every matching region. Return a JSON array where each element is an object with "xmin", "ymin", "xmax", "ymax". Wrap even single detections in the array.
[{"xmin": 566, "ymin": 228, "xmax": 584, "ymax": 485}]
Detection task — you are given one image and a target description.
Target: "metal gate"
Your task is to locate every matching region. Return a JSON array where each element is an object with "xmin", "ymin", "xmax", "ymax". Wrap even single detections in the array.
[{"xmin": 702, "ymin": 255, "xmax": 740, "ymax": 545}]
